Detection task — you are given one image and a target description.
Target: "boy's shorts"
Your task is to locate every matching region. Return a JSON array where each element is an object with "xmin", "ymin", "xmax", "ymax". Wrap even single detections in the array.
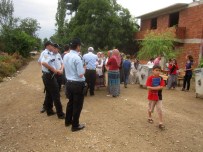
[{"xmin": 148, "ymin": 100, "xmax": 162, "ymax": 114}]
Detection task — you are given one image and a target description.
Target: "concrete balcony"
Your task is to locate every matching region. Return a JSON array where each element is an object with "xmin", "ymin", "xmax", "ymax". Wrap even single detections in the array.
[{"xmin": 135, "ymin": 26, "xmax": 186, "ymax": 41}]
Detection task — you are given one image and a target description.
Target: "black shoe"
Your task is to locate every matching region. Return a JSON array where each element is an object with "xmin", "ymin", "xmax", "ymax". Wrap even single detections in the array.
[
  {"xmin": 71, "ymin": 124, "xmax": 85, "ymax": 132},
  {"xmin": 40, "ymin": 107, "xmax": 46, "ymax": 113},
  {"xmin": 65, "ymin": 122, "xmax": 72, "ymax": 127},
  {"xmin": 47, "ymin": 110, "xmax": 56, "ymax": 116},
  {"xmin": 58, "ymin": 113, "xmax": 65, "ymax": 119},
  {"xmin": 90, "ymin": 93, "xmax": 94, "ymax": 96}
]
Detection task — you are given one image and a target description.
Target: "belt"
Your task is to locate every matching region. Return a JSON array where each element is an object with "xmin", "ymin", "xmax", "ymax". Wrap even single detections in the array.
[
  {"xmin": 86, "ymin": 68, "xmax": 96, "ymax": 70},
  {"xmin": 42, "ymin": 71, "xmax": 50, "ymax": 74},
  {"xmin": 67, "ymin": 80, "xmax": 85, "ymax": 84}
]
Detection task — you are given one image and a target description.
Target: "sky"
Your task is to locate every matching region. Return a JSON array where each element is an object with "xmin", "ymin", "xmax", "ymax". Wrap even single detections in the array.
[{"xmin": 13, "ymin": 0, "xmax": 193, "ymax": 39}]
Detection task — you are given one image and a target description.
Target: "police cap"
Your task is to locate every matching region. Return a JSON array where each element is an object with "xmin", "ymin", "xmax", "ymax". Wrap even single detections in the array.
[
  {"xmin": 44, "ymin": 41, "xmax": 53, "ymax": 48},
  {"xmin": 69, "ymin": 38, "xmax": 82, "ymax": 47}
]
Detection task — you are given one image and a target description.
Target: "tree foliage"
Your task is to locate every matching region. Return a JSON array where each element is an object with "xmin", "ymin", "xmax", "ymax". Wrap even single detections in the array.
[
  {"xmin": 0, "ymin": 0, "xmax": 41, "ymax": 57},
  {"xmin": 55, "ymin": 0, "xmax": 67, "ymax": 44},
  {"xmin": 0, "ymin": 0, "xmax": 14, "ymax": 27},
  {"xmin": 137, "ymin": 30, "xmax": 178, "ymax": 60},
  {"xmin": 59, "ymin": 0, "xmax": 138, "ymax": 54},
  {"xmin": 66, "ymin": 0, "xmax": 80, "ymax": 14},
  {"xmin": 19, "ymin": 18, "xmax": 41, "ymax": 37}
]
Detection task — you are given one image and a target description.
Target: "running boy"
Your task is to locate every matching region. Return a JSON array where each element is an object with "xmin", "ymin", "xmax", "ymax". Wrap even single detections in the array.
[{"xmin": 146, "ymin": 65, "xmax": 165, "ymax": 129}]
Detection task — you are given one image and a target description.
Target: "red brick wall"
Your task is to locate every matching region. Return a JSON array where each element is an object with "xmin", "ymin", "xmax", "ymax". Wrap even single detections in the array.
[
  {"xmin": 137, "ymin": 4, "xmax": 203, "ymax": 68},
  {"xmin": 179, "ymin": 4, "xmax": 203, "ymax": 39},
  {"xmin": 140, "ymin": 20, "xmax": 151, "ymax": 31},
  {"xmin": 157, "ymin": 14, "xmax": 169, "ymax": 29},
  {"xmin": 176, "ymin": 43, "xmax": 200, "ymax": 68}
]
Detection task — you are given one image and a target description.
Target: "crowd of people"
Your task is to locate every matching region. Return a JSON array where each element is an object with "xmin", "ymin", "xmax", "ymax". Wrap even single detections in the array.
[{"xmin": 38, "ymin": 38, "xmax": 194, "ymax": 131}]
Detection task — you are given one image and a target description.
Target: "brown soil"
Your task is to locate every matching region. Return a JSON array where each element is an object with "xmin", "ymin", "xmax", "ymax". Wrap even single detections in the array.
[{"xmin": 0, "ymin": 56, "xmax": 203, "ymax": 152}]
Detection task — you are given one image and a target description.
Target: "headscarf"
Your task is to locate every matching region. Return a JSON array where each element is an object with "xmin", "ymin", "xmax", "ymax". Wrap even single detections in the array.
[{"xmin": 112, "ymin": 49, "xmax": 121, "ymax": 67}]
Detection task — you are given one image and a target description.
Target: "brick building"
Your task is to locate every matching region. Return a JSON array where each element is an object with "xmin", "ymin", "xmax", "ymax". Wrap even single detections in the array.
[{"xmin": 135, "ymin": 1, "xmax": 203, "ymax": 68}]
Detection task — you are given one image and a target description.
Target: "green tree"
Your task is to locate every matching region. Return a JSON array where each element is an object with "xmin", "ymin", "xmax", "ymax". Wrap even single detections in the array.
[
  {"xmin": 0, "ymin": 0, "xmax": 41, "ymax": 57},
  {"xmin": 19, "ymin": 18, "xmax": 41, "ymax": 37},
  {"xmin": 63, "ymin": 0, "xmax": 138, "ymax": 53},
  {"xmin": 55, "ymin": 0, "xmax": 67, "ymax": 44},
  {"xmin": 1, "ymin": 28, "xmax": 36, "ymax": 57},
  {"xmin": 66, "ymin": 0, "xmax": 80, "ymax": 14},
  {"xmin": 0, "ymin": 0, "xmax": 14, "ymax": 27},
  {"xmin": 137, "ymin": 30, "xmax": 178, "ymax": 60}
]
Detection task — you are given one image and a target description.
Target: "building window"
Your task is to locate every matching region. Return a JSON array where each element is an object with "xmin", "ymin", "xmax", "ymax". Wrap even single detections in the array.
[
  {"xmin": 151, "ymin": 18, "xmax": 157, "ymax": 29},
  {"xmin": 169, "ymin": 12, "xmax": 179, "ymax": 27}
]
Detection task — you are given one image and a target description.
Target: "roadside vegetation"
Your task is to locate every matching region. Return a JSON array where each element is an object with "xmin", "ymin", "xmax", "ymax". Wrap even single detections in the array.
[{"xmin": 0, "ymin": 0, "xmax": 41, "ymax": 81}]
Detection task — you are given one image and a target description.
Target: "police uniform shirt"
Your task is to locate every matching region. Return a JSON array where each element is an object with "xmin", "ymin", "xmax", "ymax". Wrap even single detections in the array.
[
  {"xmin": 63, "ymin": 50, "xmax": 85, "ymax": 82},
  {"xmin": 54, "ymin": 53, "xmax": 63, "ymax": 70},
  {"xmin": 38, "ymin": 49, "xmax": 49, "ymax": 63},
  {"xmin": 41, "ymin": 51, "xmax": 56, "ymax": 73},
  {"xmin": 83, "ymin": 52, "xmax": 98, "ymax": 70}
]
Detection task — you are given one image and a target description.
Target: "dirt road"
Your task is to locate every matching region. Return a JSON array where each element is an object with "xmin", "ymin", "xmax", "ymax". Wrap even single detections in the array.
[{"xmin": 0, "ymin": 57, "xmax": 203, "ymax": 152}]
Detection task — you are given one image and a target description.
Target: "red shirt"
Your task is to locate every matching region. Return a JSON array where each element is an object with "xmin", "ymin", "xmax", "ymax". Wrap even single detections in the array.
[
  {"xmin": 168, "ymin": 64, "xmax": 179, "ymax": 75},
  {"xmin": 107, "ymin": 57, "xmax": 119, "ymax": 70},
  {"xmin": 146, "ymin": 75, "xmax": 165, "ymax": 101}
]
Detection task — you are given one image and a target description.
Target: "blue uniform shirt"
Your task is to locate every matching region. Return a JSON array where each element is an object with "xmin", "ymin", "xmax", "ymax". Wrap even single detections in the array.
[
  {"xmin": 82, "ymin": 52, "xmax": 98, "ymax": 69},
  {"xmin": 41, "ymin": 51, "xmax": 56, "ymax": 73},
  {"xmin": 63, "ymin": 50, "xmax": 85, "ymax": 82},
  {"xmin": 38, "ymin": 49, "xmax": 48, "ymax": 63},
  {"xmin": 54, "ymin": 53, "xmax": 63, "ymax": 70}
]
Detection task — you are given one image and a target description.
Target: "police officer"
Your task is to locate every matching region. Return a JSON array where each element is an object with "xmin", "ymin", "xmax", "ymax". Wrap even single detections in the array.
[
  {"xmin": 63, "ymin": 38, "xmax": 86, "ymax": 132},
  {"xmin": 41, "ymin": 44, "xmax": 65, "ymax": 119},
  {"xmin": 83, "ymin": 47, "xmax": 98, "ymax": 96},
  {"xmin": 38, "ymin": 41, "xmax": 54, "ymax": 113},
  {"xmin": 53, "ymin": 43, "xmax": 64, "ymax": 92}
]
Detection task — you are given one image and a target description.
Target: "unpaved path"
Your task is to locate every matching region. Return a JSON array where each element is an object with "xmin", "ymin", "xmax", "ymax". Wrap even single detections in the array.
[{"xmin": 0, "ymin": 56, "xmax": 203, "ymax": 152}]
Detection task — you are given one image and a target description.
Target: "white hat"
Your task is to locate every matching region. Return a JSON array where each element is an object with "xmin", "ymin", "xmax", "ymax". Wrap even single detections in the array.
[{"xmin": 88, "ymin": 47, "xmax": 94, "ymax": 52}]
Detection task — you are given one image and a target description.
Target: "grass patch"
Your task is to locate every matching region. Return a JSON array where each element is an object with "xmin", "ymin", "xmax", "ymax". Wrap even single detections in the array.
[{"xmin": 0, "ymin": 52, "xmax": 28, "ymax": 81}]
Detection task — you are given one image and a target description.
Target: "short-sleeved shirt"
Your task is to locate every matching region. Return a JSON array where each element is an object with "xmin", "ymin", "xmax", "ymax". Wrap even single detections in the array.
[
  {"xmin": 185, "ymin": 61, "xmax": 193, "ymax": 76},
  {"xmin": 146, "ymin": 75, "xmax": 165, "ymax": 101},
  {"xmin": 63, "ymin": 50, "xmax": 85, "ymax": 82},
  {"xmin": 83, "ymin": 52, "xmax": 98, "ymax": 69},
  {"xmin": 54, "ymin": 53, "xmax": 63, "ymax": 70},
  {"xmin": 38, "ymin": 49, "xmax": 48, "ymax": 63},
  {"xmin": 41, "ymin": 51, "xmax": 56, "ymax": 73},
  {"xmin": 154, "ymin": 58, "xmax": 160, "ymax": 65}
]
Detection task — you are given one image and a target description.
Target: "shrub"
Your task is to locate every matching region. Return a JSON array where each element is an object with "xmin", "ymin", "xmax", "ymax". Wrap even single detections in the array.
[
  {"xmin": 0, "ymin": 53, "xmax": 28, "ymax": 80},
  {"xmin": 198, "ymin": 58, "xmax": 203, "ymax": 68}
]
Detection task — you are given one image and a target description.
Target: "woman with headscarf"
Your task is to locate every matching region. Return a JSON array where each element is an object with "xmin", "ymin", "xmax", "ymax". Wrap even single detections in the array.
[
  {"xmin": 96, "ymin": 52, "xmax": 104, "ymax": 88},
  {"xmin": 106, "ymin": 49, "xmax": 121, "ymax": 97}
]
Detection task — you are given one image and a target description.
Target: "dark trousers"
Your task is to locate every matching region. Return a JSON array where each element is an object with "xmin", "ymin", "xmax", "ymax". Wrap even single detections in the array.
[
  {"xmin": 41, "ymin": 76, "xmax": 53, "ymax": 109},
  {"xmin": 183, "ymin": 74, "xmax": 192, "ymax": 90},
  {"xmin": 120, "ymin": 68, "xmax": 124, "ymax": 83},
  {"xmin": 42, "ymin": 73, "xmax": 64, "ymax": 116},
  {"xmin": 85, "ymin": 69, "xmax": 96, "ymax": 95},
  {"xmin": 65, "ymin": 81, "xmax": 85, "ymax": 127},
  {"xmin": 55, "ymin": 75, "xmax": 62, "ymax": 92},
  {"xmin": 123, "ymin": 69, "xmax": 130, "ymax": 86}
]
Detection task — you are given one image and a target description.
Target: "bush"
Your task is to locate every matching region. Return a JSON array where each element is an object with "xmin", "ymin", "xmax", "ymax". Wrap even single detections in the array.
[
  {"xmin": 0, "ymin": 53, "xmax": 28, "ymax": 80},
  {"xmin": 1, "ymin": 28, "xmax": 37, "ymax": 57},
  {"xmin": 198, "ymin": 58, "xmax": 203, "ymax": 68}
]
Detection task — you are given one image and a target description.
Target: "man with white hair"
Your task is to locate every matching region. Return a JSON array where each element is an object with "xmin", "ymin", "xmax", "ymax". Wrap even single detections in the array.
[{"xmin": 83, "ymin": 47, "xmax": 98, "ymax": 96}]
